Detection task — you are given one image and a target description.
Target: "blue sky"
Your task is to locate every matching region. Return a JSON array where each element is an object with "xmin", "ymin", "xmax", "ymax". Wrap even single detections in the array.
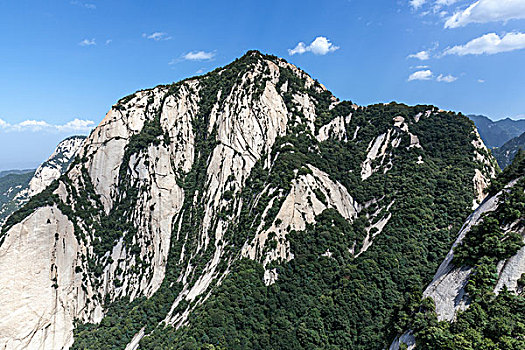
[{"xmin": 1, "ymin": 0, "xmax": 524, "ymax": 170}]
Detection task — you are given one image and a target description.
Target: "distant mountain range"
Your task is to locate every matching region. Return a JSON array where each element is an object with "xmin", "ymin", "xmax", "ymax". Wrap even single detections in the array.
[
  {"xmin": 0, "ymin": 169, "xmax": 34, "ymax": 179},
  {"xmin": 493, "ymin": 131, "xmax": 525, "ymax": 169},
  {"xmin": 469, "ymin": 114, "xmax": 525, "ymax": 148},
  {"xmin": 468, "ymin": 115, "xmax": 525, "ymax": 169}
]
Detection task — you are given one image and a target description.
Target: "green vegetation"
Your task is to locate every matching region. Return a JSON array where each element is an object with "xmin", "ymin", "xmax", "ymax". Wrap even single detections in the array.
[
  {"xmin": 72, "ymin": 50, "xmax": 269, "ymax": 348},
  {"xmin": 1, "ymin": 51, "xmax": 493, "ymax": 349},
  {"xmin": 0, "ymin": 170, "xmax": 34, "ymax": 226},
  {"xmin": 0, "ymin": 136, "xmax": 86, "ymax": 232},
  {"xmin": 112, "ymin": 57, "xmax": 482, "ymax": 349},
  {"xmin": 488, "ymin": 149, "xmax": 525, "ymax": 195},
  {"xmin": 402, "ymin": 155, "xmax": 525, "ymax": 350}
]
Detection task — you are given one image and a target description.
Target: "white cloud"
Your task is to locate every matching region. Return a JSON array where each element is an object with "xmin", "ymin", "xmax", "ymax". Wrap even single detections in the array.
[
  {"xmin": 408, "ymin": 69, "xmax": 459, "ymax": 82},
  {"xmin": 415, "ymin": 65, "xmax": 430, "ymax": 69},
  {"xmin": 71, "ymin": 1, "xmax": 96, "ymax": 10},
  {"xmin": 79, "ymin": 38, "xmax": 96, "ymax": 46},
  {"xmin": 17, "ymin": 120, "xmax": 52, "ymax": 130},
  {"xmin": 478, "ymin": 79, "xmax": 485, "ymax": 83},
  {"xmin": 182, "ymin": 51, "xmax": 216, "ymax": 61},
  {"xmin": 408, "ymin": 70, "xmax": 433, "ymax": 81},
  {"xmin": 408, "ymin": 50, "xmax": 430, "ymax": 60},
  {"xmin": 288, "ymin": 36, "xmax": 339, "ymax": 56},
  {"xmin": 435, "ymin": 0, "xmax": 460, "ymax": 7},
  {"xmin": 436, "ymin": 73, "xmax": 458, "ymax": 82},
  {"xmin": 142, "ymin": 32, "xmax": 172, "ymax": 41},
  {"xmin": 444, "ymin": 32, "xmax": 525, "ymax": 55},
  {"xmin": 57, "ymin": 119, "xmax": 95, "ymax": 132},
  {"xmin": 105, "ymin": 39, "xmax": 112, "ymax": 45},
  {"xmin": 0, "ymin": 118, "xmax": 95, "ymax": 133},
  {"xmin": 410, "ymin": 0, "xmax": 427, "ymax": 10},
  {"xmin": 445, "ymin": 0, "xmax": 525, "ymax": 28}
]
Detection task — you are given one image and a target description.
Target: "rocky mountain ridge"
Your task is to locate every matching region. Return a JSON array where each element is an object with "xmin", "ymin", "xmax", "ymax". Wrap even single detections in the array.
[
  {"xmin": 0, "ymin": 51, "xmax": 499, "ymax": 350},
  {"xmin": 0, "ymin": 136, "xmax": 85, "ymax": 227}
]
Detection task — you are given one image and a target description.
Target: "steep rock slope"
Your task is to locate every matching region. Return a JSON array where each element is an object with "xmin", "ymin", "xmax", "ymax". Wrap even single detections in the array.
[
  {"xmin": 23, "ymin": 136, "xmax": 87, "ymax": 198},
  {"xmin": 0, "ymin": 51, "xmax": 497, "ymax": 350},
  {"xmin": 0, "ymin": 136, "xmax": 85, "ymax": 227},
  {"xmin": 391, "ymin": 152, "xmax": 525, "ymax": 349}
]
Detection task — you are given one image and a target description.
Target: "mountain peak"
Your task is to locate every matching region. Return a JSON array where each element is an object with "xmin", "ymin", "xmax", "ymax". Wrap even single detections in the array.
[{"xmin": 0, "ymin": 52, "xmax": 501, "ymax": 350}]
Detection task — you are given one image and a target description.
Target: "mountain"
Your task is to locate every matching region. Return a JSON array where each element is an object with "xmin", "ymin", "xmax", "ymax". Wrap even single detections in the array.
[
  {"xmin": 469, "ymin": 114, "xmax": 525, "ymax": 149},
  {"xmin": 0, "ymin": 170, "xmax": 35, "ymax": 225},
  {"xmin": 0, "ymin": 51, "xmax": 499, "ymax": 350},
  {"xmin": 391, "ymin": 152, "xmax": 525, "ymax": 349},
  {"xmin": 493, "ymin": 131, "xmax": 525, "ymax": 169},
  {"xmin": 0, "ymin": 169, "xmax": 34, "ymax": 179},
  {"xmin": 0, "ymin": 136, "xmax": 86, "ymax": 227}
]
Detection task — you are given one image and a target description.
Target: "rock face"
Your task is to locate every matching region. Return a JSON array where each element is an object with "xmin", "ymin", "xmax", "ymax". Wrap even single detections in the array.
[
  {"xmin": 422, "ymin": 191, "xmax": 501, "ymax": 322},
  {"xmin": 424, "ymin": 177, "xmax": 524, "ymax": 322},
  {"xmin": 391, "ymin": 160, "xmax": 525, "ymax": 349},
  {"xmin": 390, "ymin": 331, "xmax": 416, "ymax": 350},
  {"xmin": 0, "ymin": 206, "xmax": 101, "ymax": 349},
  {"xmin": 26, "ymin": 136, "xmax": 86, "ymax": 197},
  {"xmin": 0, "ymin": 51, "xmax": 499, "ymax": 350},
  {"xmin": 0, "ymin": 136, "xmax": 85, "ymax": 227}
]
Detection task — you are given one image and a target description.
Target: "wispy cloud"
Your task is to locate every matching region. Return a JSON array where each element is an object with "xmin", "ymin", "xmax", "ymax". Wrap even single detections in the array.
[
  {"xmin": 444, "ymin": 32, "xmax": 525, "ymax": 56},
  {"xmin": 183, "ymin": 51, "xmax": 216, "ymax": 61},
  {"xmin": 168, "ymin": 51, "xmax": 216, "ymax": 65},
  {"xmin": 79, "ymin": 38, "xmax": 96, "ymax": 46},
  {"xmin": 71, "ymin": 1, "xmax": 96, "ymax": 10},
  {"xmin": 436, "ymin": 73, "xmax": 458, "ymax": 82},
  {"xmin": 105, "ymin": 39, "xmax": 112, "ymax": 45},
  {"xmin": 445, "ymin": 0, "xmax": 525, "ymax": 28},
  {"xmin": 408, "ymin": 50, "xmax": 430, "ymax": 60},
  {"xmin": 0, "ymin": 118, "xmax": 95, "ymax": 133},
  {"xmin": 434, "ymin": 0, "xmax": 461, "ymax": 9},
  {"xmin": 408, "ymin": 70, "xmax": 433, "ymax": 81},
  {"xmin": 288, "ymin": 36, "xmax": 339, "ymax": 56},
  {"xmin": 410, "ymin": 0, "xmax": 427, "ymax": 10},
  {"xmin": 408, "ymin": 69, "xmax": 457, "ymax": 82},
  {"xmin": 142, "ymin": 32, "xmax": 172, "ymax": 41}
]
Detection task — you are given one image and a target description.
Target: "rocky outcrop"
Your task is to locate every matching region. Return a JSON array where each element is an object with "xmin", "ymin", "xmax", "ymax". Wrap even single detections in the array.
[
  {"xmin": 390, "ymin": 331, "xmax": 416, "ymax": 350},
  {"xmin": 25, "ymin": 136, "xmax": 86, "ymax": 198},
  {"xmin": 242, "ymin": 164, "xmax": 360, "ymax": 275},
  {"xmin": 0, "ymin": 136, "xmax": 85, "ymax": 228},
  {"xmin": 471, "ymin": 130, "xmax": 499, "ymax": 208}
]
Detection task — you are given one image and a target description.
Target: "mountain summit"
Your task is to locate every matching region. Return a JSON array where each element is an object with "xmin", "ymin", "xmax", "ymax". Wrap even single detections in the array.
[
  {"xmin": 0, "ymin": 51, "xmax": 499, "ymax": 349},
  {"xmin": 0, "ymin": 136, "xmax": 85, "ymax": 227}
]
